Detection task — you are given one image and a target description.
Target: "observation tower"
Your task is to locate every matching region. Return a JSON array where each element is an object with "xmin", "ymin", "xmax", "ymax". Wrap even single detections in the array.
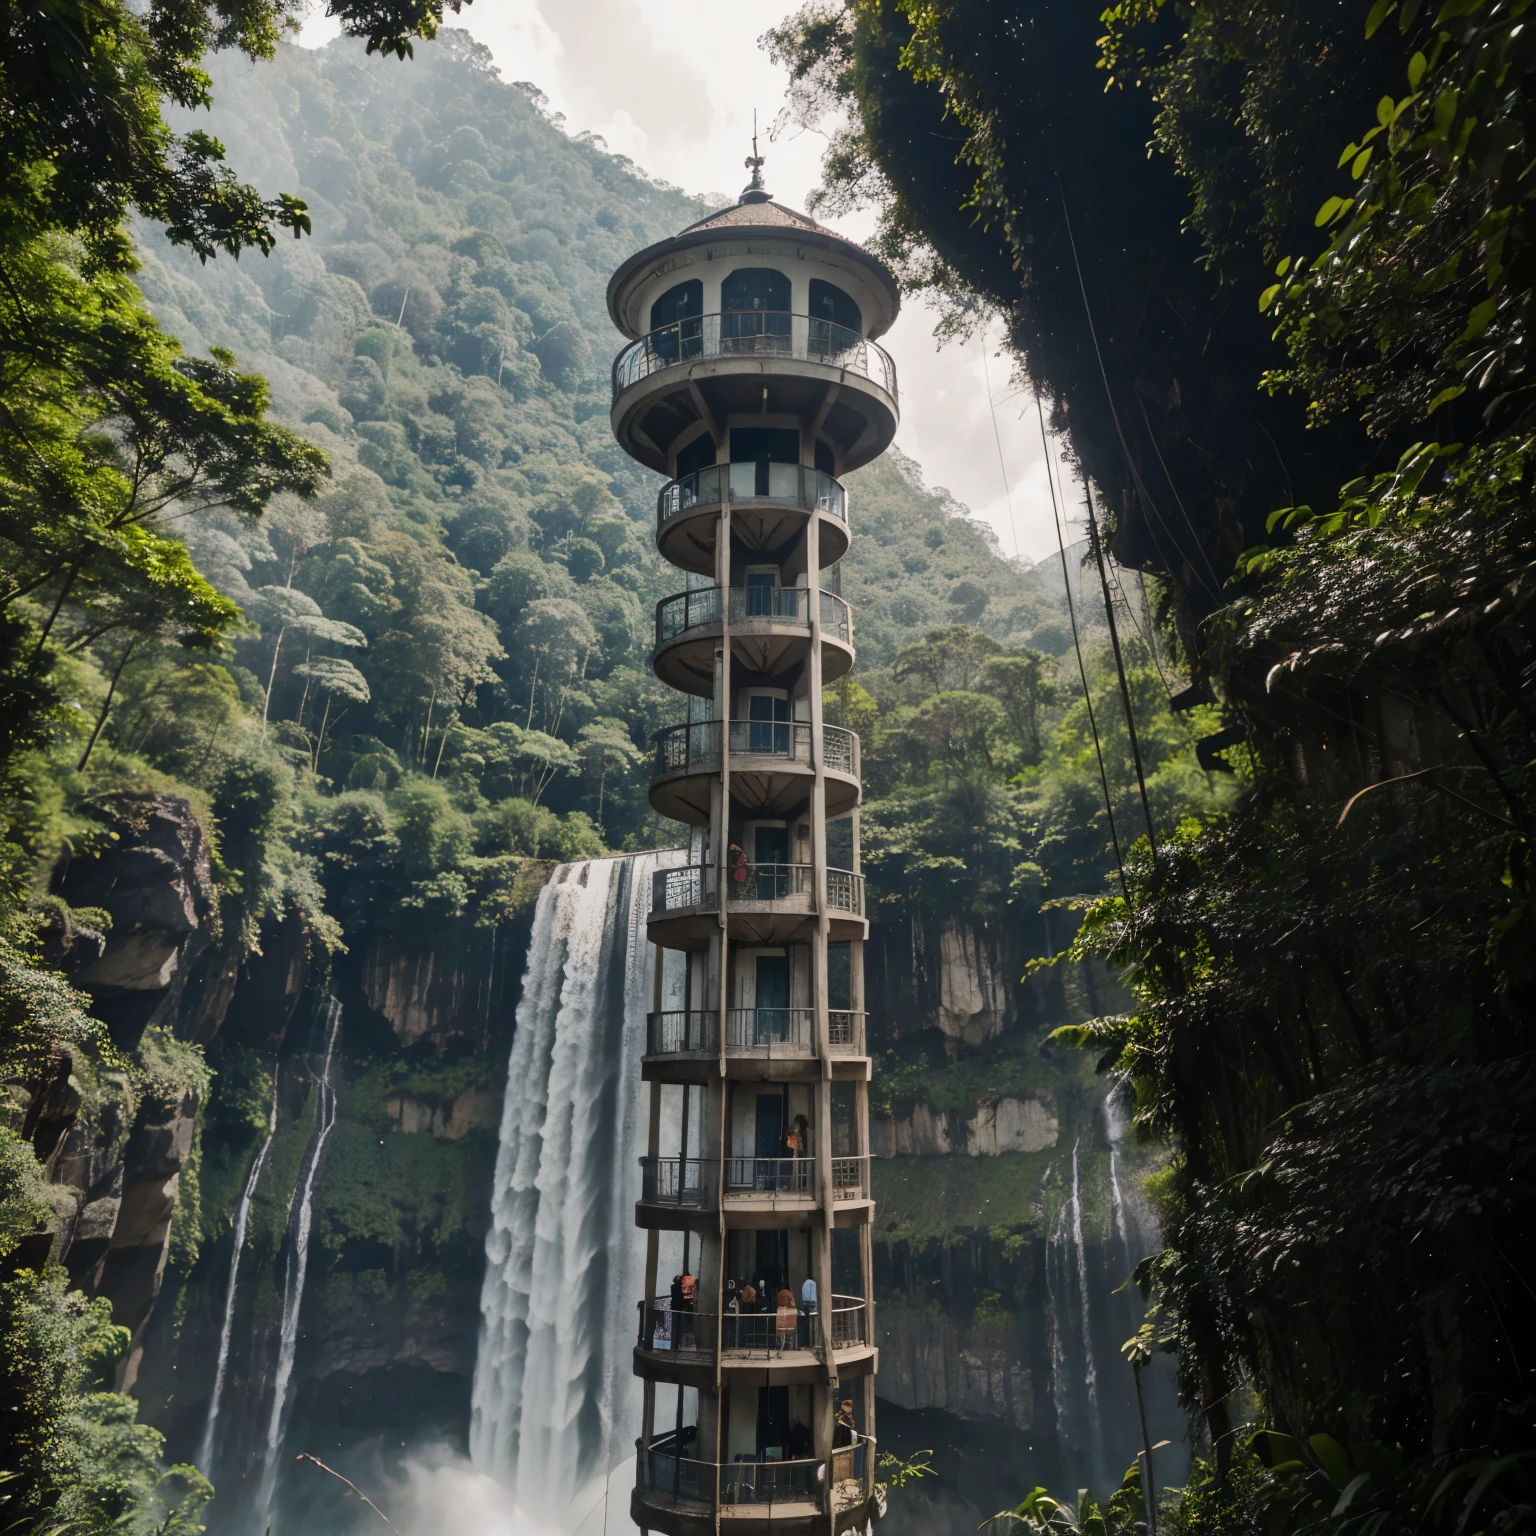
[{"xmin": 609, "ymin": 147, "xmax": 899, "ymax": 1534}]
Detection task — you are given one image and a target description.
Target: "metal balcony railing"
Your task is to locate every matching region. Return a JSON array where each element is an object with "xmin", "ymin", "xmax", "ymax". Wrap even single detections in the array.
[
  {"xmin": 639, "ymin": 1156, "xmax": 716, "ymax": 1207},
  {"xmin": 635, "ymin": 1435, "xmax": 875, "ymax": 1513},
  {"xmin": 657, "ymin": 462, "xmax": 847, "ymax": 527},
  {"xmin": 727, "ymin": 1007, "xmax": 813, "ymax": 1051},
  {"xmin": 613, "ymin": 312, "xmax": 898, "ymax": 401},
  {"xmin": 651, "ymin": 720, "xmax": 859, "ymax": 778},
  {"xmin": 650, "ymin": 863, "xmax": 865, "ymax": 918},
  {"xmin": 725, "ymin": 1157, "xmax": 814, "ymax": 1196},
  {"xmin": 829, "ymin": 1295, "xmax": 867, "ymax": 1347},
  {"xmin": 719, "ymin": 1295, "xmax": 866, "ymax": 1355},
  {"xmin": 639, "ymin": 1300, "xmax": 716, "ymax": 1358},
  {"xmin": 828, "ymin": 1009, "xmax": 866, "ymax": 1054},
  {"xmin": 646, "ymin": 1008, "xmax": 865, "ymax": 1056},
  {"xmin": 654, "ymin": 586, "xmax": 852, "ymax": 647},
  {"xmin": 635, "ymin": 1296, "xmax": 868, "ymax": 1360},
  {"xmin": 832, "ymin": 1155, "xmax": 870, "ymax": 1201},
  {"xmin": 646, "ymin": 1010, "xmax": 719, "ymax": 1054}
]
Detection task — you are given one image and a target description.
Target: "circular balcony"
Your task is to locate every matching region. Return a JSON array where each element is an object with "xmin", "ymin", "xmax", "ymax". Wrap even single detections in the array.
[
  {"xmin": 653, "ymin": 587, "xmax": 853, "ymax": 698},
  {"xmin": 635, "ymin": 1295, "xmax": 871, "ymax": 1383},
  {"xmin": 611, "ymin": 312, "xmax": 899, "ymax": 477},
  {"xmin": 636, "ymin": 1154, "xmax": 871, "ymax": 1228},
  {"xmin": 633, "ymin": 1432, "xmax": 875, "ymax": 1535},
  {"xmin": 649, "ymin": 719, "xmax": 861, "ymax": 825},
  {"xmin": 647, "ymin": 862, "xmax": 866, "ymax": 947},
  {"xmin": 645, "ymin": 1009, "xmax": 869, "ymax": 1063},
  {"xmin": 656, "ymin": 463, "xmax": 849, "ymax": 576}
]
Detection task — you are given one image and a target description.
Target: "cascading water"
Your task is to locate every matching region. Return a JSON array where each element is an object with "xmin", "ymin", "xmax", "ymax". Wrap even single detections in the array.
[
  {"xmin": 1047, "ymin": 1133, "xmax": 1112, "ymax": 1497},
  {"xmin": 255, "ymin": 996, "xmax": 343, "ymax": 1529},
  {"xmin": 197, "ymin": 1078, "xmax": 279, "ymax": 1475},
  {"xmin": 1069, "ymin": 1135, "xmax": 1109, "ymax": 1488},
  {"xmin": 471, "ymin": 851, "xmax": 675, "ymax": 1531}
]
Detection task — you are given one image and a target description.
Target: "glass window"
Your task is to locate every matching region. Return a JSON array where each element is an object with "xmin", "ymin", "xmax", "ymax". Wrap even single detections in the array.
[
  {"xmin": 674, "ymin": 430, "xmax": 716, "ymax": 482},
  {"xmin": 722, "ymin": 268, "xmax": 791, "ymax": 349},
  {"xmin": 649, "ymin": 279, "xmax": 702, "ymax": 364},
  {"xmin": 808, "ymin": 279, "xmax": 862, "ymax": 334}
]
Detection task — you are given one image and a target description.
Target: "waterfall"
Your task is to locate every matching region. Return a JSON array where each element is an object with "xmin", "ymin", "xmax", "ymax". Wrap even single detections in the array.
[
  {"xmin": 471, "ymin": 852, "xmax": 672, "ymax": 1529},
  {"xmin": 255, "ymin": 996, "xmax": 343, "ymax": 1528},
  {"xmin": 1046, "ymin": 1133, "xmax": 1111, "ymax": 1497},
  {"xmin": 1104, "ymin": 1095, "xmax": 1130, "ymax": 1258},
  {"xmin": 1068, "ymin": 1135, "xmax": 1108, "ymax": 1489},
  {"xmin": 197, "ymin": 1077, "xmax": 279, "ymax": 1475}
]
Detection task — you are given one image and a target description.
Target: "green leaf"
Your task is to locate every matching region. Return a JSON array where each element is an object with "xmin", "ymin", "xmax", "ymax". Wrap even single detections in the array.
[
  {"xmin": 1377, "ymin": 95, "xmax": 1396, "ymax": 126},
  {"xmin": 1408, "ymin": 50, "xmax": 1428, "ymax": 88},
  {"xmin": 1311, "ymin": 1434, "xmax": 1352, "ymax": 1490},
  {"xmin": 1337, "ymin": 140, "xmax": 1360, "ymax": 168},
  {"xmin": 1365, "ymin": 0, "xmax": 1395, "ymax": 37},
  {"xmin": 1274, "ymin": 255, "xmax": 1292, "ymax": 276},
  {"xmin": 1462, "ymin": 296, "xmax": 1498, "ymax": 340},
  {"xmin": 1427, "ymin": 384, "xmax": 1466, "ymax": 413},
  {"xmin": 1352, "ymin": 147, "xmax": 1374, "ymax": 178},
  {"xmin": 1259, "ymin": 283, "xmax": 1282, "ymax": 312},
  {"xmin": 1315, "ymin": 195, "xmax": 1346, "ymax": 227}
]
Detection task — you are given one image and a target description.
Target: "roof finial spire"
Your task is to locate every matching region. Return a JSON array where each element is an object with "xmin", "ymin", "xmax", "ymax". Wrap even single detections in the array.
[{"xmin": 741, "ymin": 110, "xmax": 770, "ymax": 203}]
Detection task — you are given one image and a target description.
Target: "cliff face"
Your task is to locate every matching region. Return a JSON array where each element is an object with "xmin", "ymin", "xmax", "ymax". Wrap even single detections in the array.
[
  {"xmin": 17, "ymin": 796, "xmax": 225, "ymax": 1370},
  {"xmin": 861, "ymin": 901, "xmax": 1181, "ymax": 1514}
]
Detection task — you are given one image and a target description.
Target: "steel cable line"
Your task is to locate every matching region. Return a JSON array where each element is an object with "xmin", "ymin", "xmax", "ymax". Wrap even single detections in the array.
[{"xmin": 1034, "ymin": 390, "xmax": 1129, "ymax": 901}]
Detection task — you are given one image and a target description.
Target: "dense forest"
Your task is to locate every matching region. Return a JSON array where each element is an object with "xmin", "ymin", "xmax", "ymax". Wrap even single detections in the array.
[
  {"xmin": 769, "ymin": 0, "xmax": 1536, "ymax": 1530},
  {"xmin": 9, "ymin": 0, "xmax": 1524, "ymax": 1532},
  {"xmin": 0, "ymin": 4, "xmax": 1231, "ymax": 1531}
]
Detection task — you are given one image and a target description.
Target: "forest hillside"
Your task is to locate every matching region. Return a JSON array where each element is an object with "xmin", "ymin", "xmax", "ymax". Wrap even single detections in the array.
[{"xmin": 0, "ymin": 14, "xmax": 1233, "ymax": 1531}]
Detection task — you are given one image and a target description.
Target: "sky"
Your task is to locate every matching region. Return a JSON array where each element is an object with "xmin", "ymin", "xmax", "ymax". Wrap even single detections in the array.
[{"xmin": 299, "ymin": 0, "xmax": 1081, "ymax": 563}]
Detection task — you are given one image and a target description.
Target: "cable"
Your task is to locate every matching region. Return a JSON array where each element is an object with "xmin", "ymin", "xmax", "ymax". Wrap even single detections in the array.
[
  {"xmin": 1055, "ymin": 179, "xmax": 1227, "ymax": 605},
  {"xmin": 1036, "ymin": 391, "xmax": 1129, "ymax": 901},
  {"xmin": 1084, "ymin": 481, "xmax": 1159, "ymax": 859},
  {"xmin": 981, "ymin": 332, "xmax": 1025, "ymax": 562}
]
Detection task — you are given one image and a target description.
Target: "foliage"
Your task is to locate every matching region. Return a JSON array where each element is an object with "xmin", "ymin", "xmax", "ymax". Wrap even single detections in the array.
[
  {"xmin": 987, "ymin": 1463, "xmax": 1146, "ymax": 1532},
  {"xmin": 774, "ymin": 0, "xmax": 1536, "ymax": 1516}
]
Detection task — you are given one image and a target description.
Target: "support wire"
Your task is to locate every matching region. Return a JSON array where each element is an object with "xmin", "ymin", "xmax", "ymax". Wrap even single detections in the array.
[{"xmin": 1035, "ymin": 392, "xmax": 1129, "ymax": 901}]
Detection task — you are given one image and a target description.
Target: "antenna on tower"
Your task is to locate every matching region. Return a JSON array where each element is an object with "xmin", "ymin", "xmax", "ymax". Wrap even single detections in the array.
[{"xmin": 742, "ymin": 110, "xmax": 769, "ymax": 202}]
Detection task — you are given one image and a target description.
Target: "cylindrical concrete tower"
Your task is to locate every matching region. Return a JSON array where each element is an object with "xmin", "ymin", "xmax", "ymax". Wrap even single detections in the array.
[{"xmin": 610, "ymin": 151, "xmax": 899, "ymax": 1535}]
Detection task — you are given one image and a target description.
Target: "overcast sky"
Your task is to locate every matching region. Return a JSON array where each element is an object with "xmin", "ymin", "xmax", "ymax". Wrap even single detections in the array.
[{"xmin": 300, "ymin": 0, "xmax": 1079, "ymax": 563}]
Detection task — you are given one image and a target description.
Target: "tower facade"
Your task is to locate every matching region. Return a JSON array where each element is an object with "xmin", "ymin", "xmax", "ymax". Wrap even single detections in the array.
[{"xmin": 608, "ymin": 160, "xmax": 899, "ymax": 1535}]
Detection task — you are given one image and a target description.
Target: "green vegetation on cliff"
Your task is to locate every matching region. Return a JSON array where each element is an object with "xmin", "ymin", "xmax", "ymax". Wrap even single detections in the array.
[{"xmin": 774, "ymin": 0, "xmax": 1536, "ymax": 1529}]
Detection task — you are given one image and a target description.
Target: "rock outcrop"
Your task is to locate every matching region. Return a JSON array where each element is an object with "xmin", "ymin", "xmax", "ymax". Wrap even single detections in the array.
[
  {"xmin": 871, "ymin": 1095, "xmax": 1058, "ymax": 1157},
  {"xmin": 52, "ymin": 793, "xmax": 216, "ymax": 1042}
]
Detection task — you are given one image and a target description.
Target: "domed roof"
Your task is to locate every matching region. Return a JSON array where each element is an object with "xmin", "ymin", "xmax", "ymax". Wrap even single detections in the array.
[
  {"xmin": 675, "ymin": 197, "xmax": 835, "ymax": 237},
  {"xmin": 606, "ymin": 164, "xmax": 901, "ymax": 341}
]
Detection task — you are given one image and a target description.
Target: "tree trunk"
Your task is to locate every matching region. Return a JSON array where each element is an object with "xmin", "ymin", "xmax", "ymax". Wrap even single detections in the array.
[
  {"xmin": 262, "ymin": 624, "xmax": 287, "ymax": 734},
  {"xmin": 78, "ymin": 641, "xmax": 136, "ymax": 771}
]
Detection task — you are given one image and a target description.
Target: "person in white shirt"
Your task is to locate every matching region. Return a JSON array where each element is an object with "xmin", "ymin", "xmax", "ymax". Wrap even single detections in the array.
[{"xmin": 799, "ymin": 1275, "xmax": 817, "ymax": 1348}]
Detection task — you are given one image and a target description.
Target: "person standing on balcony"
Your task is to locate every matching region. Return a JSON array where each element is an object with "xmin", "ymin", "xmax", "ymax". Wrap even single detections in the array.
[
  {"xmin": 679, "ymin": 1269, "xmax": 697, "ymax": 1351},
  {"xmin": 799, "ymin": 1272, "xmax": 817, "ymax": 1348},
  {"xmin": 775, "ymin": 1287, "xmax": 797, "ymax": 1353}
]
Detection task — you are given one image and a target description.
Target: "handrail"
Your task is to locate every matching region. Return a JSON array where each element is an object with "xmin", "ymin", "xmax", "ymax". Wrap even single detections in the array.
[
  {"xmin": 654, "ymin": 586, "xmax": 853, "ymax": 647},
  {"xmin": 828, "ymin": 1009, "xmax": 866, "ymax": 1053},
  {"xmin": 724, "ymin": 1156, "xmax": 814, "ymax": 1196},
  {"xmin": 646, "ymin": 1009, "xmax": 719, "ymax": 1054},
  {"xmin": 727, "ymin": 1007, "xmax": 813, "ymax": 1051},
  {"xmin": 651, "ymin": 863, "xmax": 865, "ymax": 917},
  {"xmin": 635, "ymin": 1434, "xmax": 875, "ymax": 1511},
  {"xmin": 658, "ymin": 462, "xmax": 848, "ymax": 526},
  {"xmin": 639, "ymin": 1156, "xmax": 716, "ymax": 1207},
  {"xmin": 639, "ymin": 1299, "xmax": 717, "ymax": 1356},
  {"xmin": 831, "ymin": 1155, "xmax": 870, "ymax": 1201},
  {"xmin": 646, "ymin": 1007, "xmax": 865, "ymax": 1056},
  {"xmin": 651, "ymin": 720, "xmax": 859, "ymax": 778},
  {"xmin": 613, "ymin": 311, "xmax": 898, "ymax": 401}
]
